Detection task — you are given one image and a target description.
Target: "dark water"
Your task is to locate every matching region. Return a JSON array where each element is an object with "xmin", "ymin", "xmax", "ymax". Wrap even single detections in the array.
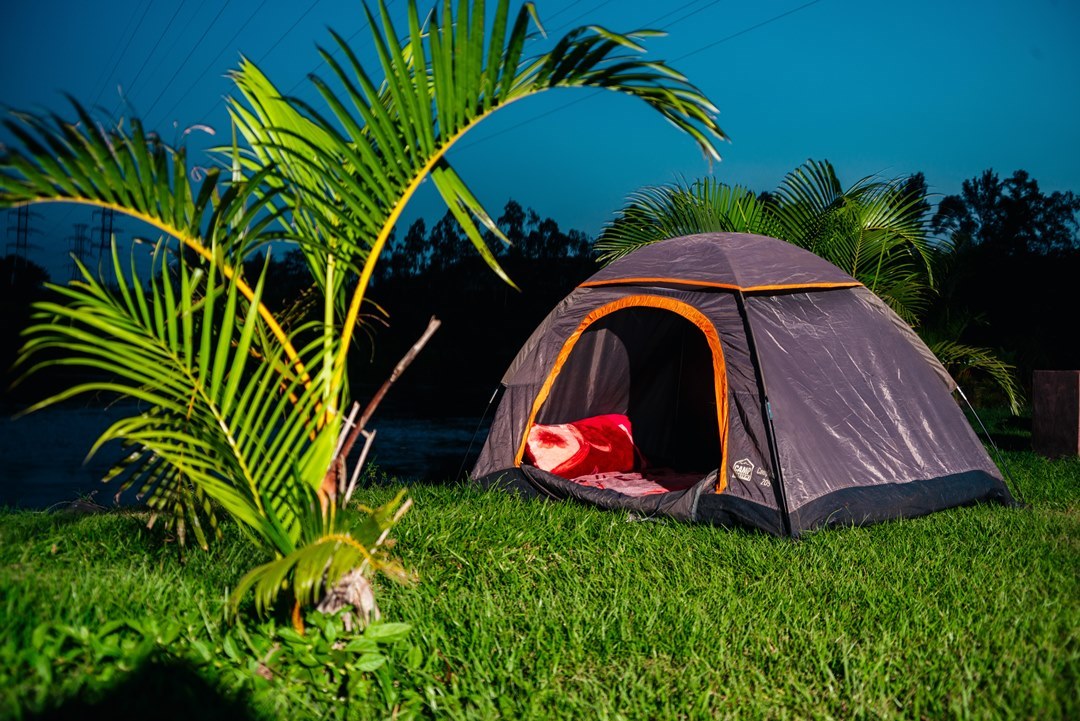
[{"xmin": 0, "ymin": 403, "xmax": 488, "ymax": 509}]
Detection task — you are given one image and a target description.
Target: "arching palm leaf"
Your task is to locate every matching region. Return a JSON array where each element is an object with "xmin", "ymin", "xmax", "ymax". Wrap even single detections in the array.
[
  {"xmin": 231, "ymin": 488, "xmax": 412, "ymax": 617},
  {"xmin": 228, "ymin": 0, "xmax": 726, "ymax": 406},
  {"xmin": 0, "ymin": 102, "xmax": 311, "ymax": 388},
  {"xmin": 595, "ymin": 159, "xmax": 1020, "ymax": 410},
  {"xmin": 3, "ymin": 0, "xmax": 727, "ymax": 617},
  {"xmin": 596, "ymin": 165, "xmax": 935, "ymax": 321},
  {"xmin": 16, "ymin": 241, "xmax": 334, "ymax": 553},
  {"xmin": 769, "ymin": 157, "xmax": 850, "ymax": 250}
]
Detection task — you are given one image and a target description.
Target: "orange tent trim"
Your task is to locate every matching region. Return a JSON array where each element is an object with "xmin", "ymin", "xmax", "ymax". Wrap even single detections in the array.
[
  {"xmin": 579, "ymin": 277, "xmax": 862, "ymax": 293},
  {"xmin": 514, "ymin": 294, "xmax": 731, "ymax": 493}
]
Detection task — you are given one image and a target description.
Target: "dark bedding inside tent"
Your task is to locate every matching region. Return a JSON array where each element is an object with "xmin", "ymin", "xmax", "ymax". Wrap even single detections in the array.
[{"xmin": 523, "ymin": 307, "xmax": 720, "ymax": 497}]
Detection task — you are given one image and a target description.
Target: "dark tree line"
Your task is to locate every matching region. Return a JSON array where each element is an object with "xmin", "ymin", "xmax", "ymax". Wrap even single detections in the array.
[
  {"xmin": 4, "ymin": 174, "xmax": 1077, "ymax": 410},
  {"xmin": 933, "ymin": 170, "xmax": 1080, "ymax": 257},
  {"xmin": 0, "ymin": 256, "xmax": 52, "ymax": 401},
  {"xmin": 927, "ymin": 169, "xmax": 1080, "ymax": 386},
  {"xmin": 361, "ymin": 200, "xmax": 597, "ymax": 413},
  {"xmin": 369, "ymin": 175, "xmax": 1079, "ymax": 410},
  {"xmin": 377, "ymin": 199, "xmax": 591, "ymax": 283}
]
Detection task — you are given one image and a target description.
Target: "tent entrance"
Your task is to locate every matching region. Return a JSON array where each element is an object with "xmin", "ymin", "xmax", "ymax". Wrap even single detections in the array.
[{"xmin": 525, "ymin": 299, "xmax": 726, "ymax": 489}]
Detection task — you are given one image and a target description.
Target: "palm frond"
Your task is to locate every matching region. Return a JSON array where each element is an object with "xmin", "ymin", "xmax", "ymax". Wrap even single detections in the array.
[
  {"xmin": 4, "ymin": 0, "xmax": 729, "ymax": 618},
  {"xmin": 0, "ymin": 100, "xmax": 311, "ymax": 391},
  {"xmin": 103, "ymin": 432, "xmax": 221, "ymax": 551},
  {"xmin": 769, "ymin": 159, "xmax": 936, "ymax": 322},
  {"xmin": 595, "ymin": 179, "xmax": 778, "ymax": 263},
  {"xmin": 928, "ymin": 340, "xmax": 1024, "ymax": 415},
  {"xmin": 16, "ymin": 240, "xmax": 336, "ymax": 554},
  {"xmin": 772, "ymin": 158, "xmax": 848, "ymax": 249},
  {"xmin": 225, "ymin": 0, "xmax": 726, "ymax": 397},
  {"xmin": 230, "ymin": 489, "xmax": 411, "ymax": 617}
]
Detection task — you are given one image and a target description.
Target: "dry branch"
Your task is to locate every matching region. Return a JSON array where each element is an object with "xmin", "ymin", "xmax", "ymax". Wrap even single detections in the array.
[{"xmin": 319, "ymin": 316, "xmax": 441, "ymax": 503}]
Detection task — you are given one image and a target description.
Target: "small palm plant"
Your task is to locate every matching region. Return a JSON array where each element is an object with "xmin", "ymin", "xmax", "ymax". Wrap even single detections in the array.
[
  {"xmin": 598, "ymin": 160, "xmax": 935, "ymax": 323},
  {"xmin": 595, "ymin": 179, "xmax": 781, "ymax": 262},
  {"xmin": 1, "ymin": 0, "xmax": 725, "ymax": 622},
  {"xmin": 768, "ymin": 159, "xmax": 937, "ymax": 325},
  {"xmin": 596, "ymin": 159, "xmax": 1022, "ymax": 411}
]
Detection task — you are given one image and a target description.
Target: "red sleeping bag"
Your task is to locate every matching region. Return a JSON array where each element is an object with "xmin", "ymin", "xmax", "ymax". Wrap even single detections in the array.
[{"xmin": 524, "ymin": 413, "xmax": 641, "ymax": 478}]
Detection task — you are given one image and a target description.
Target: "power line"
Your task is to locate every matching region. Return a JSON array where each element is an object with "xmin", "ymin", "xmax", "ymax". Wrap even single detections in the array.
[
  {"xmin": 674, "ymin": 0, "xmax": 824, "ymax": 61},
  {"xmin": 88, "ymin": 2, "xmax": 155, "ymax": 111},
  {"xmin": 86, "ymin": 10, "xmax": 141, "ymax": 111},
  {"xmin": 460, "ymin": 92, "xmax": 599, "ymax": 152},
  {"xmin": 191, "ymin": 0, "xmax": 325, "ymax": 123},
  {"xmin": 35, "ymin": 0, "xmax": 371, "ymax": 273},
  {"xmin": 142, "ymin": 1, "xmax": 233, "ymax": 122},
  {"xmin": 453, "ymin": 1, "xmax": 722, "ymax": 152},
  {"xmin": 540, "ymin": 1, "xmax": 587, "ymax": 24},
  {"xmin": 643, "ymin": 0, "xmax": 721, "ymax": 28},
  {"xmin": 457, "ymin": 0, "xmax": 827, "ymax": 152},
  {"xmin": 283, "ymin": 0, "xmax": 399, "ymax": 99},
  {"xmin": 156, "ymin": 0, "xmax": 274, "ymax": 125},
  {"xmin": 198, "ymin": 0, "xmax": 398, "ymax": 122},
  {"xmin": 545, "ymin": 1, "xmax": 719, "ymax": 40},
  {"xmin": 651, "ymin": 0, "xmax": 721, "ymax": 30},
  {"xmin": 254, "ymin": 0, "xmax": 325, "ymax": 65},
  {"xmin": 128, "ymin": 0, "xmax": 216, "ymax": 116},
  {"xmin": 548, "ymin": 0, "xmax": 619, "ymax": 34},
  {"xmin": 111, "ymin": 0, "xmax": 190, "ymax": 118}
]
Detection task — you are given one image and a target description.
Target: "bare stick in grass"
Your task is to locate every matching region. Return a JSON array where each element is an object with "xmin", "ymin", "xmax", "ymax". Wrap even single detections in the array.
[{"xmin": 320, "ymin": 316, "xmax": 442, "ymax": 505}]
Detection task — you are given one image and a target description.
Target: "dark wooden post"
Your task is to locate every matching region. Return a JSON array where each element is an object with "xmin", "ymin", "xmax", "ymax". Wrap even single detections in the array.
[{"xmin": 1032, "ymin": 370, "xmax": 1080, "ymax": 457}]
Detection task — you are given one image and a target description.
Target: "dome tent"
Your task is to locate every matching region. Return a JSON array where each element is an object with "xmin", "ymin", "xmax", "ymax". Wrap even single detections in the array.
[{"xmin": 472, "ymin": 233, "xmax": 1015, "ymax": 536}]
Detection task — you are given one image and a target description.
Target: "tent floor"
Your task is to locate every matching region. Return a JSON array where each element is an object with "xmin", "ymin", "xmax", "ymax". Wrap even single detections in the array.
[
  {"xmin": 477, "ymin": 465, "xmax": 713, "ymax": 523},
  {"xmin": 566, "ymin": 468, "xmax": 702, "ymax": 497}
]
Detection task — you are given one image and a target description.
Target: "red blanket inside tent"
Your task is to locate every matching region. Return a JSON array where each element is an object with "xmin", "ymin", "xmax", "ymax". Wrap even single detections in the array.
[
  {"xmin": 524, "ymin": 414, "xmax": 703, "ymax": 496},
  {"xmin": 524, "ymin": 413, "xmax": 638, "ymax": 478}
]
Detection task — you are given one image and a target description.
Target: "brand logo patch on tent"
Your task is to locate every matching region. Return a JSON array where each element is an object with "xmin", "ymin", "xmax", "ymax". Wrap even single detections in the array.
[{"xmin": 733, "ymin": 458, "xmax": 755, "ymax": 482}]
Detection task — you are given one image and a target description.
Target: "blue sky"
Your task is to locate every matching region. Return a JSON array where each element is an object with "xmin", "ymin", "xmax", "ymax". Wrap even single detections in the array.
[{"xmin": 3, "ymin": 0, "xmax": 1079, "ymax": 280}]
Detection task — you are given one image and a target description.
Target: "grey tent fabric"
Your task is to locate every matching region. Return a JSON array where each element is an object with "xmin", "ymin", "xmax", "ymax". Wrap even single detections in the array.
[
  {"xmin": 582, "ymin": 232, "xmax": 857, "ymax": 289},
  {"xmin": 472, "ymin": 232, "xmax": 1015, "ymax": 536}
]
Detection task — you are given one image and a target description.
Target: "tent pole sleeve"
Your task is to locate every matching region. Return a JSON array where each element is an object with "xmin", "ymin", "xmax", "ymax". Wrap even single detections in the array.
[{"xmin": 735, "ymin": 291, "xmax": 794, "ymax": 537}]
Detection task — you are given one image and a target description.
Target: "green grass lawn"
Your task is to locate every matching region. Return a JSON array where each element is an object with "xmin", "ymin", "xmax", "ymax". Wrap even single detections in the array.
[{"xmin": 1, "ymin": 444, "xmax": 1077, "ymax": 720}]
